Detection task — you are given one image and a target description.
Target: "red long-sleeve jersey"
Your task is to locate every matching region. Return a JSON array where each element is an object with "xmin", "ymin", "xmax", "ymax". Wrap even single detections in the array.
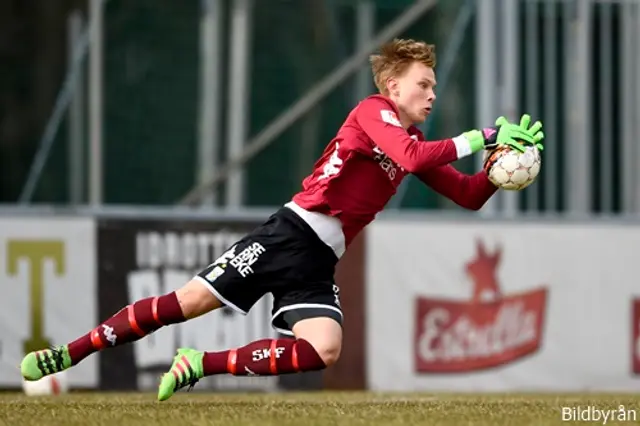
[{"xmin": 291, "ymin": 95, "xmax": 497, "ymax": 252}]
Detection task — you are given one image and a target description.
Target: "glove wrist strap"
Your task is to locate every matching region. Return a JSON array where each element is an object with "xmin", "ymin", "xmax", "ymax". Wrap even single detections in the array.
[{"xmin": 456, "ymin": 130, "xmax": 485, "ymax": 158}]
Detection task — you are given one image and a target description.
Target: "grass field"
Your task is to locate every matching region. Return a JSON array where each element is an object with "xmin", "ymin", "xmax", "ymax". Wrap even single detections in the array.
[{"xmin": 2, "ymin": 392, "xmax": 640, "ymax": 426}]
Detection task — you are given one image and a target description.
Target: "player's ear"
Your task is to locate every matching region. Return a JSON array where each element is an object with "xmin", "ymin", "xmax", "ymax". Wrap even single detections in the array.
[{"xmin": 386, "ymin": 78, "xmax": 400, "ymax": 97}]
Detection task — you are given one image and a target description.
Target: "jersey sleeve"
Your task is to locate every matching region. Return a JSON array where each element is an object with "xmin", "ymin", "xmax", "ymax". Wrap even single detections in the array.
[
  {"xmin": 354, "ymin": 97, "xmax": 473, "ymax": 173},
  {"xmin": 415, "ymin": 165, "xmax": 498, "ymax": 210}
]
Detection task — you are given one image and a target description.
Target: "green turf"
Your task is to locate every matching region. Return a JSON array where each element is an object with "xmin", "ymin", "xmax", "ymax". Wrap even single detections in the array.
[{"xmin": 1, "ymin": 392, "xmax": 640, "ymax": 426}]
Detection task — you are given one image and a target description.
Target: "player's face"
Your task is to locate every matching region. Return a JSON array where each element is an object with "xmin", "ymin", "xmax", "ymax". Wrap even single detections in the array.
[{"xmin": 389, "ymin": 62, "xmax": 436, "ymax": 126}]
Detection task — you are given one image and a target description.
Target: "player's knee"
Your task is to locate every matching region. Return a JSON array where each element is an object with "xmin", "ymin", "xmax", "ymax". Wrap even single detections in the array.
[
  {"xmin": 312, "ymin": 340, "xmax": 341, "ymax": 367},
  {"xmin": 175, "ymin": 279, "xmax": 223, "ymax": 319},
  {"xmin": 292, "ymin": 317, "xmax": 343, "ymax": 367}
]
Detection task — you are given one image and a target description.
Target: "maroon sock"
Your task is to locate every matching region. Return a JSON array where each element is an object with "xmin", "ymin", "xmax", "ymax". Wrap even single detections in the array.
[
  {"xmin": 202, "ymin": 338, "xmax": 326, "ymax": 376},
  {"xmin": 67, "ymin": 292, "xmax": 185, "ymax": 365}
]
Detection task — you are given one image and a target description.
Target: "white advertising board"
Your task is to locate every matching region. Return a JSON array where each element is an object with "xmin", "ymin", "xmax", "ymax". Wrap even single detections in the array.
[
  {"xmin": 367, "ymin": 220, "xmax": 640, "ymax": 392},
  {"xmin": 0, "ymin": 217, "xmax": 97, "ymax": 388}
]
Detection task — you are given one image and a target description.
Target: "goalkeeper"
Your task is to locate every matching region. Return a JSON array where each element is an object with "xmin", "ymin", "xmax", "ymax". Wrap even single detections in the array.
[{"xmin": 21, "ymin": 38, "xmax": 543, "ymax": 401}]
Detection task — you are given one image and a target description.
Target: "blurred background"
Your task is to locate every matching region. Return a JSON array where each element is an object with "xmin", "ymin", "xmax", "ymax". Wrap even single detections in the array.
[
  {"xmin": 3, "ymin": 0, "xmax": 638, "ymax": 215},
  {"xmin": 2, "ymin": 0, "xmax": 640, "ymax": 397}
]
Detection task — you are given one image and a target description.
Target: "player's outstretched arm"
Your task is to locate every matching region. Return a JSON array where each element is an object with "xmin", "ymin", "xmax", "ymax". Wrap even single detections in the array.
[
  {"xmin": 416, "ymin": 164, "xmax": 498, "ymax": 211},
  {"xmin": 355, "ymin": 98, "xmax": 536, "ymax": 174},
  {"xmin": 414, "ymin": 114, "xmax": 545, "ymax": 209},
  {"xmin": 356, "ymin": 97, "xmax": 468, "ymax": 173}
]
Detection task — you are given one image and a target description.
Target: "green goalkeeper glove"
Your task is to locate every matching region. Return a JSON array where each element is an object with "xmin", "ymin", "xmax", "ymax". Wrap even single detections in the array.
[
  {"xmin": 495, "ymin": 114, "xmax": 545, "ymax": 151},
  {"xmin": 463, "ymin": 114, "xmax": 545, "ymax": 154}
]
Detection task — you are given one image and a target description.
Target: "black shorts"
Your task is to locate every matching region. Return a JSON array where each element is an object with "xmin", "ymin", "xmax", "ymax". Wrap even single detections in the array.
[{"xmin": 194, "ymin": 206, "xmax": 342, "ymax": 336}]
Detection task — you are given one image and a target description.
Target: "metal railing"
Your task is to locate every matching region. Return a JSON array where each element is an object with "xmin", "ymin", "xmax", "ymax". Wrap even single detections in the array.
[{"xmin": 17, "ymin": 0, "xmax": 640, "ymax": 219}]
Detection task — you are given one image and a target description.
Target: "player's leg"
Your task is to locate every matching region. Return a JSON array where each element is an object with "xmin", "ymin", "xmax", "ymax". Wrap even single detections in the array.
[
  {"xmin": 157, "ymin": 323, "xmax": 336, "ymax": 401},
  {"xmin": 213, "ymin": 286, "xmax": 345, "ymax": 374},
  {"xmin": 289, "ymin": 316, "xmax": 342, "ymax": 367},
  {"xmin": 19, "ymin": 233, "xmax": 264, "ymax": 381},
  {"xmin": 157, "ymin": 281, "xmax": 343, "ymax": 401},
  {"xmin": 156, "ymin": 207, "xmax": 342, "ymax": 401},
  {"xmin": 155, "ymin": 241, "xmax": 274, "ymax": 400},
  {"xmin": 157, "ymin": 314, "xmax": 340, "ymax": 402},
  {"xmin": 200, "ymin": 315, "xmax": 340, "ymax": 377},
  {"xmin": 20, "ymin": 278, "xmax": 223, "ymax": 381},
  {"xmin": 200, "ymin": 295, "xmax": 344, "ymax": 376}
]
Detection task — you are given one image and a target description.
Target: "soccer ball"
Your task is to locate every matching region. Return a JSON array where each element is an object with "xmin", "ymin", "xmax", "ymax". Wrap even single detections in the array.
[
  {"xmin": 483, "ymin": 145, "xmax": 541, "ymax": 190},
  {"xmin": 22, "ymin": 371, "xmax": 69, "ymax": 396}
]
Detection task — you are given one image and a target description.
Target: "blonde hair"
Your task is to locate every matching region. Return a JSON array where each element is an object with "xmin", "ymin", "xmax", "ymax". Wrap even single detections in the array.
[{"xmin": 369, "ymin": 38, "xmax": 436, "ymax": 95}]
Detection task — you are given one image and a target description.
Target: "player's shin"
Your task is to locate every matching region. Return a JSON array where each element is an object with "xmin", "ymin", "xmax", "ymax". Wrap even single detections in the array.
[
  {"xmin": 67, "ymin": 292, "xmax": 186, "ymax": 364},
  {"xmin": 203, "ymin": 338, "xmax": 326, "ymax": 376}
]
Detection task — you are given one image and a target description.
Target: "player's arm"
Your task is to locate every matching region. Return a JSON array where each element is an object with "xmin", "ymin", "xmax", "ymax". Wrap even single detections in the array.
[
  {"xmin": 415, "ymin": 165, "xmax": 498, "ymax": 211},
  {"xmin": 356, "ymin": 98, "xmax": 544, "ymax": 174},
  {"xmin": 354, "ymin": 97, "xmax": 480, "ymax": 173}
]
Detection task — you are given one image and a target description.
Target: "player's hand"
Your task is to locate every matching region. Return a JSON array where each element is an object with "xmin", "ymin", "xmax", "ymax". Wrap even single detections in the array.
[
  {"xmin": 493, "ymin": 114, "xmax": 545, "ymax": 152},
  {"xmin": 462, "ymin": 114, "xmax": 544, "ymax": 154}
]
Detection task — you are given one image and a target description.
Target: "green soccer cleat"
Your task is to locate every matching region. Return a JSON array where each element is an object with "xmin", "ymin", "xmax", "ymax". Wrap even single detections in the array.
[
  {"xmin": 157, "ymin": 348, "xmax": 204, "ymax": 401},
  {"xmin": 20, "ymin": 346, "xmax": 72, "ymax": 381}
]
